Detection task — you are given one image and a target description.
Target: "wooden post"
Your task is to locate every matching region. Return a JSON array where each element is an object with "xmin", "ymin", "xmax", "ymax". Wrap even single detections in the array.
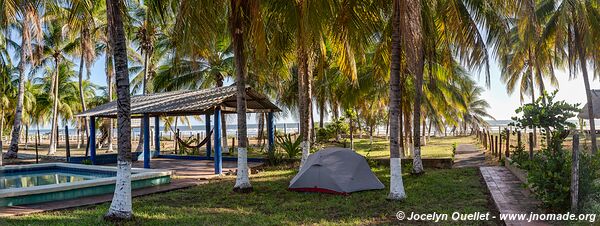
[
  {"xmin": 65, "ymin": 126, "xmax": 71, "ymax": 161},
  {"xmin": 499, "ymin": 134, "xmax": 502, "ymax": 159},
  {"xmin": 528, "ymin": 132, "xmax": 534, "ymax": 160},
  {"xmin": 495, "ymin": 136, "xmax": 499, "ymax": 157},
  {"xmin": 571, "ymin": 132, "xmax": 580, "ymax": 213},
  {"xmin": 489, "ymin": 133, "xmax": 493, "ymax": 153},
  {"xmin": 517, "ymin": 130, "xmax": 522, "ymax": 148},
  {"xmin": 35, "ymin": 129, "xmax": 40, "ymax": 164},
  {"xmin": 196, "ymin": 133, "xmax": 200, "ymax": 155},
  {"xmin": 505, "ymin": 129, "xmax": 510, "ymax": 158},
  {"xmin": 175, "ymin": 129, "xmax": 180, "ymax": 154}
]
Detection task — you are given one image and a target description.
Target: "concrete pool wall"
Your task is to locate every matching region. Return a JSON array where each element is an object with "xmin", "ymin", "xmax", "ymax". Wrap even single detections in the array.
[{"xmin": 0, "ymin": 163, "xmax": 173, "ymax": 207}]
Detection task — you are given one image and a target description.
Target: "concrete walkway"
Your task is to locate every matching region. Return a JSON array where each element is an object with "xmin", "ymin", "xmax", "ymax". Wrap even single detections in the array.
[
  {"xmin": 480, "ymin": 167, "xmax": 547, "ymax": 226},
  {"xmin": 453, "ymin": 144, "xmax": 487, "ymax": 168},
  {"xmin": 453, "ymin": 144, "xmax": 546, "ymax": 225}
]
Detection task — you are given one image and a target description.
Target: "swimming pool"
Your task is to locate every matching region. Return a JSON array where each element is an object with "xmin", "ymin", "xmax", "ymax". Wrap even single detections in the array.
[{"xmin": 0, "ymin": 163, "xmax": 172, "ymax": 207}]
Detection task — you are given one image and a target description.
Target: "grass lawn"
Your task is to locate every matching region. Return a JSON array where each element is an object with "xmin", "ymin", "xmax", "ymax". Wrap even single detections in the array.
[
  {"xmin": 351, "ymin": 136, "xmax": 477, "ymax": 159},
  {"xmin": 2, "ymin": 167, "xmax": 494, "ymax": 225}
]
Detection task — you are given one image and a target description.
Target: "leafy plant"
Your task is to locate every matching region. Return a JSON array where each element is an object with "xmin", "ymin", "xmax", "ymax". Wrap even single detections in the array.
[
  {"xmin": 509, "ymin": 91, "xmax": 585, "ymax": 212},
  {"xmin": 276, "ymin": 134, "xmax": 302, "ymax": 159},
  {"xmin": 81, "ymin": 159, "xmax": 92, "ymax": 165}
]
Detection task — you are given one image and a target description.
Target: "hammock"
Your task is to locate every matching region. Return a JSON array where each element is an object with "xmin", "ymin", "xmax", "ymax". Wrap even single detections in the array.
[{"xmin": 176, "ymin": 129, "xmax": 213, "ymax": 149}]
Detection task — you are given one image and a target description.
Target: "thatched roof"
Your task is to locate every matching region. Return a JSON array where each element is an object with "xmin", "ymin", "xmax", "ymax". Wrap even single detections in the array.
[
  {"xmin": 578, "ymin": 90, "xmax": 600, "ymax": 119},
  {"xmin": 77, "ymin": 85, "xmax": 281, "ymax": 118}
]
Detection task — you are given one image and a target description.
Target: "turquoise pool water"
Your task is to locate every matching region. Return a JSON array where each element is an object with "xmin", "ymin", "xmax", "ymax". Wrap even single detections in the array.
[{"xmin": 0, "ymin": 167, "xmax": 116, "ymax": 189}]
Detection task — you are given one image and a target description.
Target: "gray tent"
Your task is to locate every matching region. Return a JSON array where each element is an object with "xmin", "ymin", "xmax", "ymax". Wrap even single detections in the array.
[{"xmin": 288, "ymin": 148, "xmax": 384, "ymax": 195}]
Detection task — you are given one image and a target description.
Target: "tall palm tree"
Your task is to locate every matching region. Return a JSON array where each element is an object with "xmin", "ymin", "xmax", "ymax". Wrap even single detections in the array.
[
  {"xmin": 66, "ymin": 0, "xmax": 106, "ymax": 152},
  {"xmin": 104, "ymin": 0, "xmax": 133, "ymax": 220},
  {"xmin": 543, "ymin": 0, "xmax": 600, "ymax": 153},
  {"xmin": 6, "ymin": 0, "xmax": 44, "ymax": 159},
  {"xmin": 174, "ymin": 0, "xmax": 266, "ymax": 192},
  {"xmin": 387, "ymin": 0, "xmax": 406, "ymax": 200},
  {"xmin": 32, "ymin": 22, "xmax": 77, "ymax": 155},
  {"xmin": 399, "ymin": 0, "xmax": 425, "ymax": 174}
]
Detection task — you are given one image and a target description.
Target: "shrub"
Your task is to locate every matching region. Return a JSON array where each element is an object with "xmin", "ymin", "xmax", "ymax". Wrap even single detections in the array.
[{"xmin": 276, "ymin": 134, "xmax": 302, "ymax": 159}]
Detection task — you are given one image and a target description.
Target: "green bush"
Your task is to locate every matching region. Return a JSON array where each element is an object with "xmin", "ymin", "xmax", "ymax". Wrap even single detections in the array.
[
  {"xmin": 509, "ymin": 91, "xmax": 584, "ymax": 212},
  {"xmin": 276, "ymin": 134, "xmax": 302, "ymax": 159},
  {"xmin": 526, "ymin": 146, "xmax": 571, "ymax": 211}
]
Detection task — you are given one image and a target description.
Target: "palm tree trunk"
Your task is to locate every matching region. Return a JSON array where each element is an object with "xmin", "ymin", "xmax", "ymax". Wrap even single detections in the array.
[
  {"xmin": 136, "ymin": 52, "xmax": 149, "ymax": 152},
  {"xmin": 48, "ymin": 59, "xmax": 61, "ymax": 155},
  {"xmin": 105, "ymin": 0, "xmax": 133, "ymax": 220},
  {"xmin": 231, "ymin": 0, "xmax": 252, "ymax": 193},
  {"xmin": 387, "ymin": 0, "xmax": 406, "ymax": 200},
  {"xmin": 107, "ymin": 66, "xmax": 114, "ymax": 152},
  {"xmin": 400, "ymin": 0, "xmax": 425, "ymax": 174},
  {"xmin": 78, "ymin": 47, "xmax": 89, "ymax": 152},
  {"xmin": 319, "ymin": 102, "xmax": 325, "ymax": 128},
  {"xmin": 5, "ymin": 36, "xmax": 28, "ymax": 159},
  {"xmin": 574, "ymin": 21, "xmax": 597, "ymax": 153},
  {"xmin": 297, "ymin": 0, "xmax": 313, "ymax": 168},
  {"xmin": 257, "ymin": 113, "xmax": 265, "ymax": 146}
]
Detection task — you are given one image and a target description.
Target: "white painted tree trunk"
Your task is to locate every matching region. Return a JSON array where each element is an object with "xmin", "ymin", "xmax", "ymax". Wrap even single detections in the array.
[
  {"xmin": 412, "ymin": 146, "xmax": 424, "ymax": 174},
  {"xmin": 387, "ymin": 157, "xmax": 406, "ymax": 200},
  {"xmin": 234, "ymin": 147, "xmax": 251, "ymax": 189},
  {"xmin": 300, "ymin": 141, "xmax": 310, "ymax": 169},
  {"xmin": 106, "ymin": 160, "xmax": 133, "ymax": 219}
]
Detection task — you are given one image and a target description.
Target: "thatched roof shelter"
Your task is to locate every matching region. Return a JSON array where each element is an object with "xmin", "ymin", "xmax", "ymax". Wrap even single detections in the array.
[
  {"xmin": 77, "ymin": 85, "xmax": 280, "ymax": 118},
  {"xmin": 578, "ymin": 90, "xmax": 600, "ymax": 119}
]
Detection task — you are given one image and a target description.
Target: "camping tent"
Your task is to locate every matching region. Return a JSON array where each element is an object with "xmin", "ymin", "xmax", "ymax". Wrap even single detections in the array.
[{"xmin": 288, "ymin": 148, "xmax": 385, "ymax": 195}]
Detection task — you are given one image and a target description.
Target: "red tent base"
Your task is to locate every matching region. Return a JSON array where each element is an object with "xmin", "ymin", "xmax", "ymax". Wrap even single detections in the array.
[{"xmin": 288, "ymin": 187, "xmax": 349, "ymax": 196}]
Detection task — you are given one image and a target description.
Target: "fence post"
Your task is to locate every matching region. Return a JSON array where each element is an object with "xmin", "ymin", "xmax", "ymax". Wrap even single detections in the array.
[
  {"xmin": 517, "ymin": 130, "xmax": 522, "ymax": 148},
  {"xmin": 571, "ymin": 132, "xmax": 580, "ymax": 213},
  {"xmin": 499, "ymin": 134, "xmax": 502, "ymax": 160},
  {"xmin": 175, "ymin": 129, "xmax": 180, "ymax": 154},
  {"xmin": 528, "ymin": 132, "xmax": 534, "ymax": 160},
  {"xmin": 65, "ymin": 126, "xmax": 71, "ymax": 162},
  {"xmin": 197, "ymin": 133, "xmax": 201, "ymax": 155},
  {"xmin": 35, "ymin": 129, "xmax": 40, "ymax": 164},
  {"xmin": 505, "ymin": 129, "xmax": 510, "ymax": 158}
]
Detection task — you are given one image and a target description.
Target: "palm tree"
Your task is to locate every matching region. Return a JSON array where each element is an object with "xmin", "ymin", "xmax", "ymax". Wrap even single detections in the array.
[
  {"xmin": 174, "ymin": 0, "xmax": 269, "ymax": 192},
  {"xmin": 6, "ymin": 0, "xmax": 45, "ymax": 159},
  {"xmin": 66, "ymin": 0, "xmax": 106, "ymax": 152},
  {"xmin": 543, "ymin": 0, "xmax": 600, "ymax": 153},
  {"xmin": 104, "ymin": 0, "xmax": 133, "ymax": 220},
  {"xmin": 397, "ymin": 0, "xmax": 426, "ymax": 174},
  {"xmin": 387, "ymin": 0, "xmax": 406, "ymax": 200},
  {"xmin": 32, "ymin": 22, "xmax": 77, "ymax": 155}
]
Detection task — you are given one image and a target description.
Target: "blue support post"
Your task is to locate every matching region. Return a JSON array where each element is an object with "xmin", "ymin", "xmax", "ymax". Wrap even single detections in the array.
[
  {"xmin": 268, "ymin": 112, "xmax": 275, "ymax": 154},
  {"xmin": 155, "ymin": 116, "xmax": 160, "ymax": 156},
  {"xmin": 214, "ymin": 108, "xmax": 222, "ymax": 174},
  {"xmin": 89, "ymin": 117, "xmax": 96, "ymax": 165},
  {"xmin": 143, "ymin": 114, "xmax": 150, "ymax": 168},
  {"xmin": 205, "ymin": 114, "xmax": 212, "ymax": 158}
]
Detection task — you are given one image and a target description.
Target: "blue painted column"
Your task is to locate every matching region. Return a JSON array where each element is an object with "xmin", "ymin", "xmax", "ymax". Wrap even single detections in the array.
[
  {"xmin": 214, "ymin": 107, "xmax": 222, "ymax": 174},
  {"xmin": 154, "ymin": 116, "xmax": 160, "ymax": 156},
  {"xmin": 205, "ymin": 113, "xmax": 212, "ymax": 158},
  {"xmin": 268, "ymin": 112, "xmax": 275, "ymax": 154},
  {"xmin": 143, "ymin": 114, "xmax": 150, "ymax": 168},
  {"xmin": 89, "ymin": 116, "xmax": 96, "ymax": 165}
]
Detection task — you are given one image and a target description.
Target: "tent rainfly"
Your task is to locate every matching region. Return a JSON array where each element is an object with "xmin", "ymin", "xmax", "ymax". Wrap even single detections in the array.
[
  {"xmin": 76, "ymin": 85, "xmax": 281, "ymax": 174},
  {"xmin": 288, "ymin": 148, "xmax": 385, "ymax": 195},
  {"xmin": 578, "ymin": 90, "xmax": 600, "ymax": 119}
]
